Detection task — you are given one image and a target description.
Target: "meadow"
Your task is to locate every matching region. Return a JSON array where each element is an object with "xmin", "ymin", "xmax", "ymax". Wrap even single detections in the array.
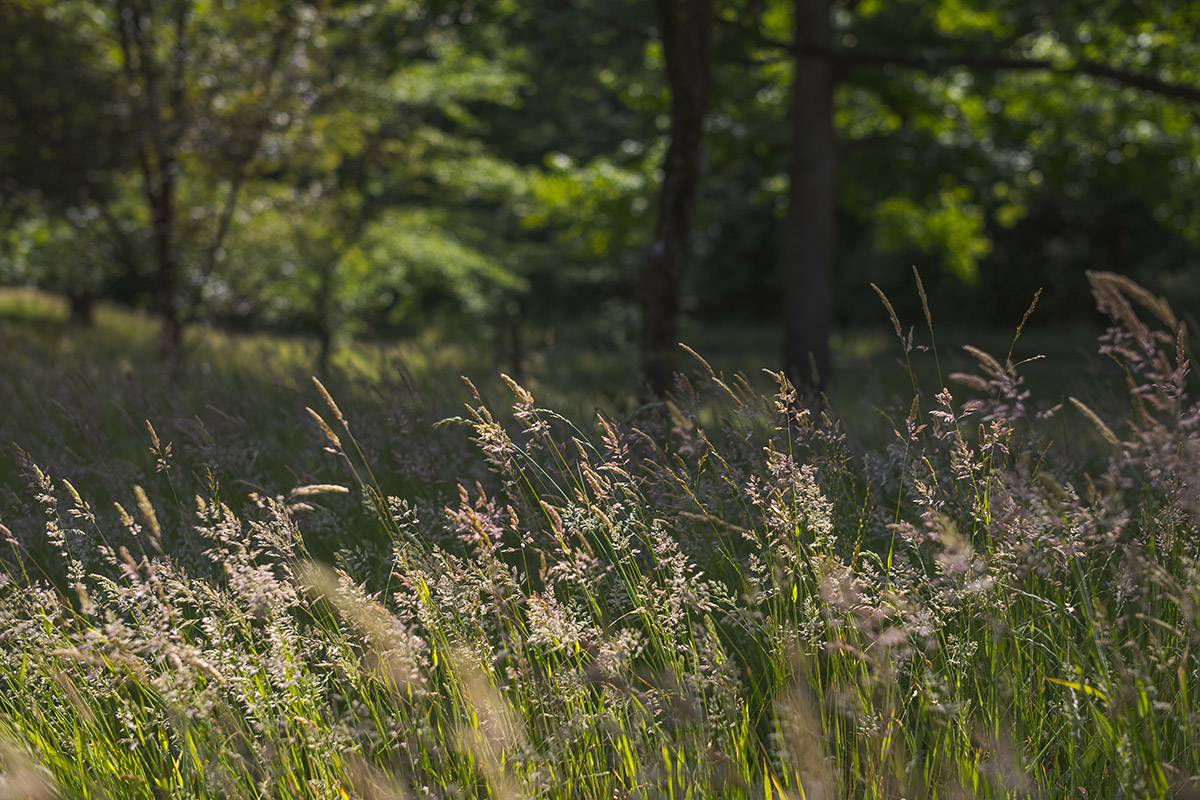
[{"xmin": 1, "ymin": 273, "xmax": 1199, "ymax": 799}]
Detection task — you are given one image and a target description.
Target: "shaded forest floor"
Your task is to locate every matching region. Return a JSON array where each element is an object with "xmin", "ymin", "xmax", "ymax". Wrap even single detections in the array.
[{"xmin": 0, "ymin": 287, "xmax": 1116, "ymax": 433}]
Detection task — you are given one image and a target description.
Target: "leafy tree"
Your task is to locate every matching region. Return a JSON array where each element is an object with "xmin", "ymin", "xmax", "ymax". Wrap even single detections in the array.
[
  {"xmin": 104, "ymin": 0, "xmax": 329, "ymax": 367},
  {"xmin": 231, "ymin": 7, "xmax": 532, "ymax": 371},
  {"xmin": 0, "ymin": 2, "xmax": 133, "ymax": 322},
  {"xmin": 3, "ymin": 0, "xmax": 538, "ymax": 372},
  {"xmin": 476, "ymin": 0, "xmax": 720, "ymax": 394},
  {"xmin": 7, "ymin": 0, "xmax": 1200, "ymax": 396},
  {"xmin": 825, "ymin": 0, "xmax": 1199, "ymax": 389},
  {"xmin": 0, "ymin": 211, "xmax": 118, "ymax": 325},
  {"xmin": 0, "ymin": 3, "xmax": 128, "ymax": 211},
  {"xmin": 480, "ymin": 0, "xmax": 661, "ymax": 358},
  {"xmin": 1, "ymin": 0, "xmax": 340, "ymax": 364},
  {"xmin": 695, "ymin": 0, "xmax": 1200, "ymax": 392}
]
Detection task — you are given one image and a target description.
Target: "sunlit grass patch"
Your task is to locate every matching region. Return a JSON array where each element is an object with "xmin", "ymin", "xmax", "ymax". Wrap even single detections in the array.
[{"xmin": 0, "ymin": 287, "xmax": 69, "ymax": 321}]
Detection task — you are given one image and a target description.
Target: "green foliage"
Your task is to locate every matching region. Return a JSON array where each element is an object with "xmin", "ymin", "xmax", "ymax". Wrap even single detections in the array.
[
  {"xmin": 679, "ymin": 0, "xmax": 1200, "ymax": 325},
  {"xmin": 524, "ymin": 153, "xmax": 655, "ymax": 259},
  {"xmin": 0, "ymin": 213, "xmax": 112, "ymax": 292},
  {"xmin": 358, "ymin": 208, "xmax": 529, "ymax": 315},
  {"xmin": 874, "ymin": 185, "xmax": 991, "ymax": 281},
  {"xmin": 4, "ymin": 0, "xmax": 1200, "ymax": 356},
  {"xmin": 0, "ymin": 1, "xmax": 128, "ymax": 210}
]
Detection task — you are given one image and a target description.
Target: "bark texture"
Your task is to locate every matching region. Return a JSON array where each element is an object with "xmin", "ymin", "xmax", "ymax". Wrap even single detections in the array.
[
  {"xmin": 640, "ymin": 0, "xmax": 713, "ymax": 399},
  {"xmin": 782, "ymin": 0, "xmax": 836, "ymax": 397},
  {"xmin": 67, "ymin": 288, "xmax": 96, "ymax": 327}
]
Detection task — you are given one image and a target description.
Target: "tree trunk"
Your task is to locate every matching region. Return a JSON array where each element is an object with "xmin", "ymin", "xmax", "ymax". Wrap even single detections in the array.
[
  {"xmin": 152, "ymin": 181, "xmax": 184, "ymax": 372},
  {"xmin": 492, "ymin": 299, "xmax": 524, "ymax": 383},
  {"xmin": 640, "ymin": 0, "xmax": 713, "ymax": 400},
  {"xmin": 314, "ymin": 258, "xmax": 337, "ymax": 376},
  {"xmin": 316, "ymin": 325, "xmax": 334, "ymax": 376},
  {"xmin": 67, "ymin": 287, "xmax": 96, "ymax": 326},
  {"xmin": 115, "ymin": 0, "xmax": 192, "ymax": 376},
  {"xmin": 782, "ymin": 0, "xmax": 836, "ymax": 397}
]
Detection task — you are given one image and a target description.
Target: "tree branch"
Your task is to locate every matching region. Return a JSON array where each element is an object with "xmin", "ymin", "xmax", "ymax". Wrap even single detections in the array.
[
  {"xmin": 196, "ymin": 25, "xmax": 293, "ymax": 287},
  {"xmin": 843, "ymin": 46, "xmax": 1200, "ymax": 103},
  {"xmin": 714, "ymin": 12, "xmax": 791, "ymax": 56},
  {"xmin": 717, "ymin": 15, "xmax": 1200, "ymax": 104},
  {"xmin": 114, "ymin": 2, "xmax": 155, "ymax": 196},
  {"xmin": 166, "ymin": 0, "xmax": 193, "ymax": 152},
  {"xmin": 96, "ymin": 201, "xmax": 144, "ymax": 280},
  {"xmin": 1071, "ymin": 58, "xmax": 1200, "ymax": 104}
]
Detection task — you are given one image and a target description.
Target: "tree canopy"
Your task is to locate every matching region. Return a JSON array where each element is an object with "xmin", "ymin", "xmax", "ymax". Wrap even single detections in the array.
[{"xmin": 2, "ymin": 0, "xmax": 1199, "ymax": 389}]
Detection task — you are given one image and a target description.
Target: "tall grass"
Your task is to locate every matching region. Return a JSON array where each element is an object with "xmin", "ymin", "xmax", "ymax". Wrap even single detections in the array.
[{"xmin": 1, "ymin": 273, "xmax": 1199, "ymax": 798}]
